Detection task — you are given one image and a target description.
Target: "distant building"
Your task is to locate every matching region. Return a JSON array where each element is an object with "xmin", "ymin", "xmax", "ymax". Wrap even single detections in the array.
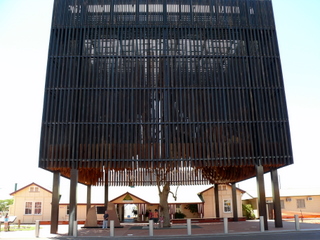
[
  {"xmin": 9, "ymin": 183, "xmax": 52, "ymax": 224},
  {"xmin": 243, "ymin": 189, "xmax": 320, "ymax": 219},
  {"xmin": 9, "ymin": 183, "xmax": 244, "ymax": 223},
  {"xmin": 199, "ymin": 185, "xmax": 245, "ymax": 219}
]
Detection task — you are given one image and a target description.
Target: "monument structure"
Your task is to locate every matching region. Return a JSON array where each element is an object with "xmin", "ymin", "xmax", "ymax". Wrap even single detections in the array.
[{"xmin": 39, "ymin": 0, "xmax": 293, "ymax": 234}]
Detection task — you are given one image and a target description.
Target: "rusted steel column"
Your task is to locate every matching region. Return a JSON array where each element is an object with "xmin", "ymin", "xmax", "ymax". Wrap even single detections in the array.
[
  {"xmin": 86, "ymin": 185, "xmax": 91, "ymax": 214},
  {"xmin": 50, "ymin": 171, "xmax": 60, "ymax": 234},
  {"xmin": 104, "ymin": 170, "xmax": 109, "ymax": 210},
  {"xmin": 214, "ymin": 184, "xmax": 220, "ymax": 218},
  {"xmin": 68, "ymin": 168, "xmax": 78, "ymax": 236},
  {"xmin": 271, "ymin": 169, "xmax": 283, "ymax": 228},
  {"xmin": 256, "ymin": 164, "xmax": 268, "ymax": 230},
  {"xmin": 232, "ymin": 183, "xmax": 238, "ymax": 221}
]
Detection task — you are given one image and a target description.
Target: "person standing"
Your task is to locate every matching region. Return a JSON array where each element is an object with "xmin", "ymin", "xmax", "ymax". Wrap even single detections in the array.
[
  {"xmin": 145, "ymin": 210, "xmax": 150, "ymax": 221},
  {"xmin": 4, "ymin": 213, "xmax": 9, "ymax": 231},
  {"xmin": 153, "ymin": 209, "xmax": 159, "ymax": 228},
  {"xmin": 102, "ymin": 210, "xmax": 109, "ymax": 229}
]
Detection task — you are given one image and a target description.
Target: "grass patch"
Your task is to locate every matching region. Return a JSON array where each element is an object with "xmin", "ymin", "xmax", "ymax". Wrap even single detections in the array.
[{"xmin": 1, "ymin": 225, "xmax": 36, "ymax": 231}]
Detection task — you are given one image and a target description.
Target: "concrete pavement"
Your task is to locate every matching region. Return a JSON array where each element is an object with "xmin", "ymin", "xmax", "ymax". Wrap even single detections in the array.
[{"xmin": 0, "ymin": 219, "xmax": 319, "ymax": 239}]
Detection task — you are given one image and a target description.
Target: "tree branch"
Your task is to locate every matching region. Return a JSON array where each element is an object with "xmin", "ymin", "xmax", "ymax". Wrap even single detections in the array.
[{"xmin": 169, "ymin": 186, "xmax": 179, "ymax": 201}]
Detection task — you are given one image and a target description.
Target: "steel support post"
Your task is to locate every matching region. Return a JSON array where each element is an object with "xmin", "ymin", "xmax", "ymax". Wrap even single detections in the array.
[
  {"xmin": 104, "ymin": 170, "xmax": 109, "ymax": 210},
  {"xmin": 256, "ymin": 164, "xmax": 268, "ymax": 230},
  {"xmin": 86, "ymin": 185, "xmax": 91, "ymax": 214},
  {"xmin": 271, "ymin": 169, "xmax": 283, "ymax": 227},
  {"xmin": 68, "ymin": 168, "xmax": 78, "ymax": 236},
  {"xmin": 50, "ymin": 171, "xmax": 60, "ymax": 234},
  {"xmin": 232, "ymin": 183, "xmax": 238, "ymax": 221},
  {"xmin": 214, "ymin": 184, "xmax": 220, "ymax": 218}
]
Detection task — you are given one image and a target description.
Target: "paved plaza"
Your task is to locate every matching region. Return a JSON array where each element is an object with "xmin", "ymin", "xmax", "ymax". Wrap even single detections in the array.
[{"xmin": 0, "ymin": 219, "xmax": 319, "ymax": 239}]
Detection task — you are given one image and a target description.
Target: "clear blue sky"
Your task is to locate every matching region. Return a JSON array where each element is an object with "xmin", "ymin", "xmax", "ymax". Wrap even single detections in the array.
[{"xmin": 0, "ymin": 0, "xmax": 319, "ymax": 200}]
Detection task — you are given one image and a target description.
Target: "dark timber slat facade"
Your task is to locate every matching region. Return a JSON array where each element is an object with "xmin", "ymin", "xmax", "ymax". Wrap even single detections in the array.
[{"xmin": 39, "ymin": 0, "xmax": 293, "ymax": 186}]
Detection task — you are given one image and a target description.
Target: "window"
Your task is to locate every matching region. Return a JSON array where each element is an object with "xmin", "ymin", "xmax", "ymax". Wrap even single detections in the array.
[
  {"xmin": 34, "ymin": 202, "xmax": 42, "ymax": 215},
  {"xmin": 97, "ymin": 206, "xmax": 106, "ymax": 214},
  {"xmin": 218, "ymin": 185, "xmax": 227, "ymax": 191},
  {"xmin": 25, "ymin": 202, "xmax": 32, "ymax": 214},
  {"xmin": 223, "ymin": 200, "xmax": 232, "ymax": 213},
  {"xmin": 24, "ymin": 201, "xmax": 42, "ymax": 215},
  {"xmin": 280, "ymin": 200, "xmax": 285, "ymax": 209},
  {"xmin": 297, "ymin": 199, "xmax": 305, "ymax": 208},
  {"xmin": 29, "ymin": 187, "xmax": 39, "ymax": 192}
]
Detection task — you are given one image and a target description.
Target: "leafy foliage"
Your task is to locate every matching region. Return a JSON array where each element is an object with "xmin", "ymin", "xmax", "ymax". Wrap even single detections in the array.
[
  {"xmin": 174, "ymin": 211, "xmax": 186, "ymax": 219},
  {"xmin": 132, "ymin": 209, "xmax": 138, "ymax": 216},
  {"xmin": 184, "ymin": 204, "xmax": 198, "ymax": 214},
  {"xmin": 242, "ymin": 204, "xmax": 255, "ymax": 220},
  {"xmin": 0, "ymin": 199, "xmax": 13, "ymax": 213}
]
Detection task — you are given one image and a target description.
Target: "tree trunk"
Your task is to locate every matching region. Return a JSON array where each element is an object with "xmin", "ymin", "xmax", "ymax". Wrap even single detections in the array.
[{"xmin": 158, "ymin": 182, "xmax": 171, "ymax": 227}]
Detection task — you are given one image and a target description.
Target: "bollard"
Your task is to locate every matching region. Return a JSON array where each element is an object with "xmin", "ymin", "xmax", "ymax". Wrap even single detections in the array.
[
  {"xmin": 35, "ymin": 220, "xmax": 40, "ymax": 237},
  {"xmin": 18, "ymin": 220, "xmax": 21, "ymax": 229},
  {"xmin": 110, "ymin": 220, "xmax": 114, "ymax": 237},
  {"xmin": 187, "ymin": 218, "xmax": 192, "ymax": 235},
  {"xmin": 294, "ymin": 215, "xmax": 300, "ymax": 231},
  {"xmin": 149, "ymin": 219, "xmax": 154, "ymax": 236},
  {"xmin": 73, "ymin": 221, "xmax": 78, "ymax": 237},
  {"xmin": 223, "ymin": 218, "xmax": 228, "ymax": 234},
  {"xmin": 259, "ymin": 216, "xmax": 265, "ymax": 232}
]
